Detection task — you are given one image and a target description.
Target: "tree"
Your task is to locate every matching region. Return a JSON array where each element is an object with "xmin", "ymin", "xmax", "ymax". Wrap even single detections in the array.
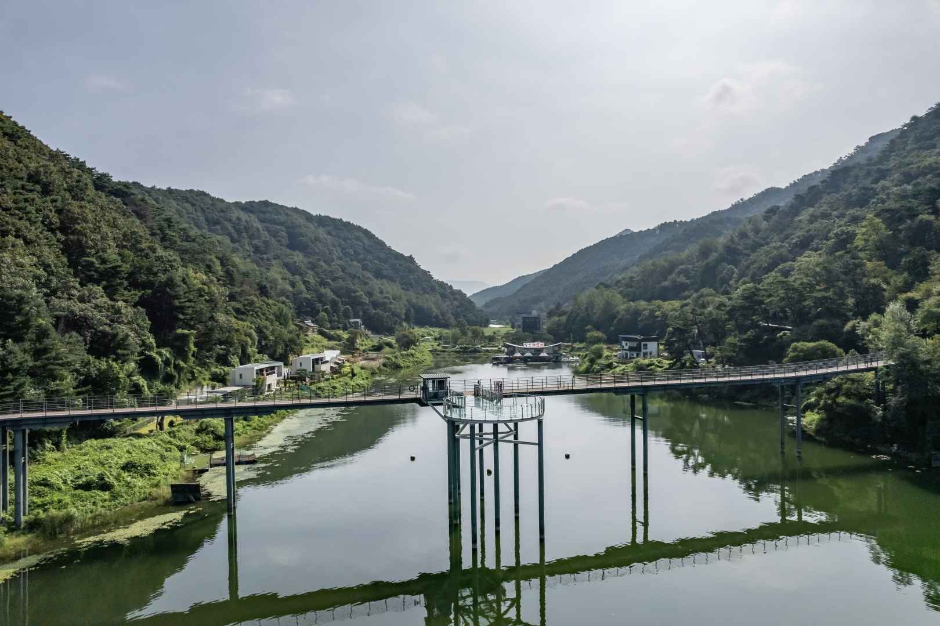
[
  {"xmin": 783, "ymin": 341, "xmax": 844, "ymax": 363},
  {"xmin": 344, "ymin": 330, "xmax": 363, "ymax": 354},
  {"xmin": 395, "ymin": 330, "xmax": 417, "ymax": 351},
  {"xmin": 585, "ymin": 330, "xmax": 606, "ymax": 345}
]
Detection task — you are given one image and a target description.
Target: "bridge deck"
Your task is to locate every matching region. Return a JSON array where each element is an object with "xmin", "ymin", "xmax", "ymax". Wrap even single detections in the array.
[{"xmin": 0, "ymin": 354, "xmax": 884, "ymax": 427}]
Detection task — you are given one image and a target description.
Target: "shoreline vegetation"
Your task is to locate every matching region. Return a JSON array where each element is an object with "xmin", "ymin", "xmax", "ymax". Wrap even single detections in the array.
[{"xmin": 0, "ymin": 337, "xmax": 447, "ymax": 567}]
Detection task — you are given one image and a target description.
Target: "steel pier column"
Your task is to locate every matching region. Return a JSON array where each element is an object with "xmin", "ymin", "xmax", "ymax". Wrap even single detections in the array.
[
  {"xmin": 642, "ymin": 394, "xmax": 649, "ymax": 475},
  {"xmin": 513, "ymin": 423, "xmax": 520, "ymax": 518},
  {"xmin": 13, "ymin": 429, "xmax": 24, "ymax": 529},
  {"xmin": 493, "ymin": 423, "xmax": 501, "ymax": 533},
  {"xmin": 447, "ymin": 421, "xmax": 455, "ymax": 525},
  {"xmin": 224, "ymin": 416, "xmax": 236, "ymax": 513},
  {"xmin": 537, "ymin": 417, "xmax": 545, "ymax": 541},
  {"xmin": 630, "ymin": 394, "xmax": 636, "ymax": 470},
  {"xmin": 795, "ymin": 381, "xmax": 803, "ymax": 458},
  {"xmin": 470, "ymin": 423, "xmax": 478, "ymax": 549},
  {"xmin": 779, "ymin": 385, "xmax": 785, "ymax": 454},
  {"xmin": 22, "ymin": 430, "xmax": 28, "ymax": 516},
  {"xmin": 0, "ymin": 426, "xmax": 7, "ymax": 516},
  {"xmin": 479, "ymin": 433, "xmax": 484, "ymax": 504}
]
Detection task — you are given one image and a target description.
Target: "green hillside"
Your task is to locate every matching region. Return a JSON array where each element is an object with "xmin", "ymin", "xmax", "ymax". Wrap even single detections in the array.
[
  {"xmin": 555, "ymin": 103, "xmax": 940, "ymax": 449},
  {"xmin": 0, "ymin": 112, "xmax": 483, "ymax": 399},
  {"xmin": 483, "ymin": 129, "xmax": 899, "ymax": 318}
]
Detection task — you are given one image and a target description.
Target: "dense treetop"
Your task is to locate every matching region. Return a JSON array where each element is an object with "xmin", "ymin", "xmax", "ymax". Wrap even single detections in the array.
[{"xmin": 0, "ymin": 112, "xmax": 483, "ymax": 399}]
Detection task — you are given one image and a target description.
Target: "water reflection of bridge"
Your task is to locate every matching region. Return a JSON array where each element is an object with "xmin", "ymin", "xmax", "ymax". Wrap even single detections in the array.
[{"xmin": 128, "ymin": 467, "xmax": 891, "ymax": 626}]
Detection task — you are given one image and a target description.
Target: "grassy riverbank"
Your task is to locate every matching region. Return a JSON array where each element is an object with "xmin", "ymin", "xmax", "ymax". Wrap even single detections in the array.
[{"xmin": 0, "ymin": 411, "xmax": 290, "ymax": 561}]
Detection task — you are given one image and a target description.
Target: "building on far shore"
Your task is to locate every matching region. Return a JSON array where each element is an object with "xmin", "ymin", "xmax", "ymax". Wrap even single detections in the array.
[
  {"xmin": 291, "ymin": 350, "xmax": 342, "ymax": 376},
  {"xmin": 229, "ymin": 361, "xmax": 284, "ymax": 392},
  {"xmin": 493, "ymin": 341, "xmax": 563, "ymax": 364},
  {"xmin": 617, "ymin": 335, "xmax": 659, "ymax": 360},
  {"xmin": 511, "ymin": 311, "xmax": 542, "ymax": 333},
  {"xmin": 348, "ymin": 318, "xmax": 364, "ymax": 330}
]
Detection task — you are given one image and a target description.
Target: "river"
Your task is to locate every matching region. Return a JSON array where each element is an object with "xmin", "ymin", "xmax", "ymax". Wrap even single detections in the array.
[{"xmin": 2, "ymin": 362, "xmax": 939, "ymax": 624}]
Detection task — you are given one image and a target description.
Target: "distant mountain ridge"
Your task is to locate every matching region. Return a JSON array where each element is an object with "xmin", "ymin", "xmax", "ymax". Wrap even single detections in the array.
[
  {"xmin": 470, "ymin": 269, "xmax": 546, "ymax": 307},
  {"xmin": 482, "ymin": 128, "xmax": 900, "ymax": 318},
  {"xmin": 447, "ymin": 279, "xmax": 491, "ymax": 295}
]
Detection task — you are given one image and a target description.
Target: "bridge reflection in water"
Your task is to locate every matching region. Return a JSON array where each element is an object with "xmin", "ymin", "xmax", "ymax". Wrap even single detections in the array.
[{"xmin": 117, "ymin": 457, "xmax": 874, "ymax": 626}]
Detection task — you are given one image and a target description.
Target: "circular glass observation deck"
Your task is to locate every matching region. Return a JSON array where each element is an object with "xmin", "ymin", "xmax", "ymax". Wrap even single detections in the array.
[{"xmin": 441, "ymin": 388, "xmax": 545, "ymax": 424}]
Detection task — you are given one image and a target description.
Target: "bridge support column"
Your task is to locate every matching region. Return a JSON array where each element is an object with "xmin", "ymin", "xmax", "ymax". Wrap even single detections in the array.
[
  {"xmin": 224, "ymin": 416, "xmax": 236, "ymax": 513},
  {"xmin": 1, "ymin": 425, "xmax": 7, "ymax": 517},
  {"xmin": 537, "ymin": 417, "xmax": 545, "ymax": 541},
  {"xmin": 23, "ymin": 430, "xmax": 28, "ymax": 516},
  {"xmin": 493, "ymin": 423, "xmax": 500, "ymax": 534},
  {"xmin": 642, "ymin": 394, "xmax": 649, "ymax": 475},
  {"xmin": 13, "ymin": 428, "xmax": 25, "ymax": 529},
  {"xmin": 478, "ymin": 433, "xmax": 484, "ymax": 505},
  {"xmin": 470, "ymin": 423, "xmax": 478, "ymax": 550},
  {"xmin": 795, "ymin": 381, "xmax": 803, "ymax": 459},
  {"xmin": 447, "ymin": 421, "xmax": 457, "ymax": 526},
  {"xmin": 779, "ymin": 386, "xmax": 785, "ymax": 454},
  {"xmin": 513, "ymin": 423, "xmax": 520, "ymax": 519},
  {"xmin": 630, "ymin": 395, "xmax": 636, "ymax": 470}
]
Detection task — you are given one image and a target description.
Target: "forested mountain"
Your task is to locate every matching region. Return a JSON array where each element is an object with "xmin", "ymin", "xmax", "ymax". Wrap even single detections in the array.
[
  {"xmin": 470, "ymin": 269, "xmax": 546, "ymax": 307},
  {"xmin": 0, "ymin": 112, "xmax": 483, "ymax": 399},
  {"xmin": 483, "ymin": 129, "xmax": 899, "ymax": 318},
  {"xmin": 555, "ymin": 103, "xmax": 940, "ymax": 448}
]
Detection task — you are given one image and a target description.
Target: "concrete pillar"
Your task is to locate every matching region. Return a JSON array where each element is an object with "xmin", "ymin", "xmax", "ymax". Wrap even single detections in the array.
[
  {"xmin": 642, "ymin": 470, "xmax": 649, "ymax": 544},
  {"xmin": 224, "ymin": 416, "xmax": 236, "ymax": 513},
  {"xmin": 470, "ymin": 423, "xmax": 478, "ymax": 549},
  {"xmin": 513, "ymin": 423, "xmax": 520, "ymax": 519},
  {"xmin": 795, "ymin": 381, "xmax": 803, "ymax": 458},
  {"xmin": 492, "ymin": 423, "xmax": 501, "ymax": 533},
  {"xmin": 537, "ymin": 417, "xmax": 545, "ymax": 541},
  {"xmin": 13, "ymin": 429, "xmax": 24, "ymax": 529},
  {"xmin": 778, "ymin": 385, "xmax": 785, "ymax": 454},
  {"xmin": 1, "ymin": 425, "xmax": 7, "ymax": 516},
  {"xmin": 642, "ymin": 394, "xmax": 649, "ymax": 475},
  {"xmin": 630, "ymin": 394, "xmax": 636, "ymax": 470},
  {"xmin": 630, "ymin": 469, "xmax": 637, "ymax": 545}
]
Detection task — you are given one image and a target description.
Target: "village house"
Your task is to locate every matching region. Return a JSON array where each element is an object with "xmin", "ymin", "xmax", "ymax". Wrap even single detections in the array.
[
  {"xmin": 617, "ymin": 335, "xmax": 659, "ymax": 360},
  {"xmin": 229, "ymin": 361, "xmax": 284, "ymax": 392},
  {"xmin": 291, "ymin": 350, "xmax": 342, "ymax": 376}
]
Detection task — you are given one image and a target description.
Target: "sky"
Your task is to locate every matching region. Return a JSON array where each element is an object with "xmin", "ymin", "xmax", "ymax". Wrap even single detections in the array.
[{"xmin": 2, "ymin": 1, "xmax": 940, "ymax": 287}]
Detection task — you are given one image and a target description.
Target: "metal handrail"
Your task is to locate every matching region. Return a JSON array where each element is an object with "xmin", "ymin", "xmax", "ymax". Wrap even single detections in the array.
[{"xmin": 0, "ymin": 352, "xmax": 885, "ymax": 418}]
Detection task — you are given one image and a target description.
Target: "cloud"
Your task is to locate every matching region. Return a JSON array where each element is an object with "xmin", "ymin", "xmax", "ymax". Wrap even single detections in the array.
[
  {"xmin": 301, "ymin": 174, "xmax": 416, "ymax": 202},
  {"xmin": 543, "ymin": 197, "xmax": 626, "ymax": 213},
  {"xmin": 702, "ymin": 61, "xmax": 810, "ymax": 115},
  {"xmin": 85, "ymin": 74, "xmax": 130, "ymax": 93},
  {"xmin": 387, "ymin": 101, "xmax": 470, "ymax": 142},
  {"xmin": 235, "ymin": 88, "xmax": 297, "ymax": 113},
  {"xmin": 714, "ymin": 166, "xmax": 764, "ymax": 196}
]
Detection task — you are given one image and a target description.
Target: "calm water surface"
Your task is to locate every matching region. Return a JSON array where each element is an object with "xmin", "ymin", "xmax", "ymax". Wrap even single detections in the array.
[{"xmin": 3, "ymin": 362, "xmax": 940, "ymax": 625}]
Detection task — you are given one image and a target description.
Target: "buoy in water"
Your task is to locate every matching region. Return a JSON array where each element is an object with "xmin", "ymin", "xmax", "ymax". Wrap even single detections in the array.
[
  {"xmin": 486, "ymin": 469, "xmax": 492, "ymax": 476},
  {"xmin": 565, "ymin": 453, "xmax": 570, "ymax": 459},
  {"xmin": 410, "ymin": 456, "xmax": 415, "ymax": 462}
]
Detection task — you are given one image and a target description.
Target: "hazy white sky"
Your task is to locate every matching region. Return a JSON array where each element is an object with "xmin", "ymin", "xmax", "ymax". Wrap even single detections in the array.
[{"xmin": 2, "ymin": 1, "xmax": 939, "ymax": 285}]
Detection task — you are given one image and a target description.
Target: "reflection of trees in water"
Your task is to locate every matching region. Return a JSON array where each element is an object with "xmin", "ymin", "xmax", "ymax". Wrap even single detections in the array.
[
  {"xmin": 607, "ymin": 393, "xmax": 940, "ymax": 612},
  {"xmin": 0, "ymin": 509, "xmax": 224, "ymax": 625},
  {"xmin": 248, "ymin": 404, "xmax": 413, "ymax": 487}
]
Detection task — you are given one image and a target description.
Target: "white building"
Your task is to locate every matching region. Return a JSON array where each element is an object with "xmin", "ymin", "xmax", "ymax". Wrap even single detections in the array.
[
  {"xmin": 229, "ymin": 361, "xmax": 284, "ymax": 392},
  {"xmin": 617, "ymin": 335, "xmax": 659, "ymax": 360},
  {"xmin": 291, "ymin": 350, "xmax": 342, "ymax": 375}
]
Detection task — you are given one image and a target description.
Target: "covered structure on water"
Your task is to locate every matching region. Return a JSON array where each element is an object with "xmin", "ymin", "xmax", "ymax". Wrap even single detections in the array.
[{"xmin": 493, "ymin": 342, "xmax": 563, "ymax": 364}]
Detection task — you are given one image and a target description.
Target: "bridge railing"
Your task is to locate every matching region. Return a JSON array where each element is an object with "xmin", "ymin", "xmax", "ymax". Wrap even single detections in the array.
[
  {"xmin": 445, "ymin": 351, "xmax": 885, "ymax": 395},
  {"xmin": 0, "ymin": 352, "xmax": 884, "ymax": 419}
]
